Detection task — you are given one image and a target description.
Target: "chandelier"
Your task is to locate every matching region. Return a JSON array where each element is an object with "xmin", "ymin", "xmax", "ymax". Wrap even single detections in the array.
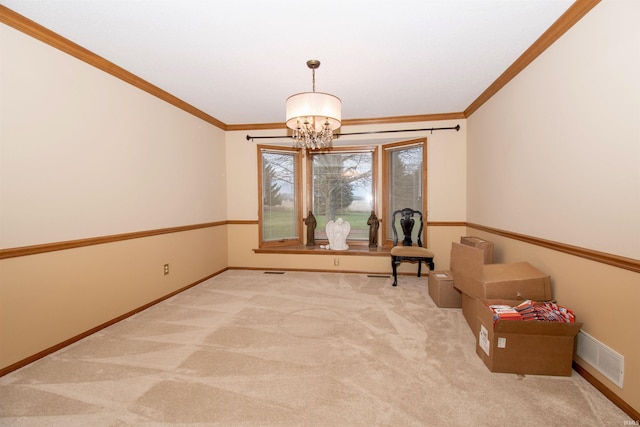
[{"xmin": 285, "ymin": 60, "xmax": 342, "ymax": 150}]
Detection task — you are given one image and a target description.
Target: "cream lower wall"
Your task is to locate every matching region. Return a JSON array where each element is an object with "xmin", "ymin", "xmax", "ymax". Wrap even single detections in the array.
[
  {"xmin": 0, "ymin": 226, "xmax": 228, "ymax": 370},
  {"xmin": 466, "ymin": 228, "xmax": 640, "ymax": 413},
  {"xmin": 227, "ymin": 223, "xmax": 465, "ymax": 274}
]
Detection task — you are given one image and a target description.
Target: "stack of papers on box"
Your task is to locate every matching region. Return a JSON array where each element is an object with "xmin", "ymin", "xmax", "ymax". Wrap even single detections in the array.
[
  {"xmin": 515, "ymin": 300, "xmax": 576, "ymax": 322},
  {"xmin": 488, "ymin": 300, "xmax": 576, "ymax": 325}
]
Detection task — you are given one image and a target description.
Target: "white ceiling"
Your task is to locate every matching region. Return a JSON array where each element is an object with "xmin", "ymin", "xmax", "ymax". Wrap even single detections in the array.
[{"xmin": 3, "ymin": 0, "xmax": 576, "ymax": 126}]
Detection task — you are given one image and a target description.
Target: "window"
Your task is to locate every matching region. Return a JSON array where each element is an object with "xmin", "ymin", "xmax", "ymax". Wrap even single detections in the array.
[
  {"xmin": 306, "ymin": 147, "xmax": 377, "ymax": 243},
  {"xmin": 382, "ymin": 138, "xmax": 427, "ymax": 246},
  {"xmin": 258, "ymin": 139, "xmax": 425, "ymax": 249},
  {"xmin": 258, "ymin": 146, "xmax": 302, "ymax": 246}
]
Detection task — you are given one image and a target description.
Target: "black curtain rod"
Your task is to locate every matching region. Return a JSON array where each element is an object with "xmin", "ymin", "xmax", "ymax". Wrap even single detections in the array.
[{"xmin": 245, "ymin": 124, "xmax": 460, "ymax": 141}]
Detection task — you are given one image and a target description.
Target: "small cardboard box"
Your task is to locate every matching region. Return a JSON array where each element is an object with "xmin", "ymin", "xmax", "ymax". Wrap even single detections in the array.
[
  {"xmin": 428, "ymin": 270, "xmax": 462, "ymax": 308},
  {"xmin": 460, "ymin": 236, "xmax": 494, "ymax": 264},
  {"xmin": 476, "ymin": 299, "xmax": 582, "ymax": 376},
  {"xmin": 451, "ymin": 243, "xmax": 552, "ymax": 335}
]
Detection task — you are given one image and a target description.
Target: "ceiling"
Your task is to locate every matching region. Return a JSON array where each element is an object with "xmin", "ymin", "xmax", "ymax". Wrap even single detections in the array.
[{"xmin": 3, "ymin": 0, "xmax": 576, "ymax": 127}]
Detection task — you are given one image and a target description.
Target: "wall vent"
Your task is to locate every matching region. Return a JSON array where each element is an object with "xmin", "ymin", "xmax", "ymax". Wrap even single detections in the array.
[{"xmin": 576, "ymin": 330, "xmax": 624, "ymax": 388}]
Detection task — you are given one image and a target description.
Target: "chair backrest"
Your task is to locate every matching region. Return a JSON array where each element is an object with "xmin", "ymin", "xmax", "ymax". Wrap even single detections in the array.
[{"xmin": 391, "ymin": 208, "xmax": 424, "ymax": 247}]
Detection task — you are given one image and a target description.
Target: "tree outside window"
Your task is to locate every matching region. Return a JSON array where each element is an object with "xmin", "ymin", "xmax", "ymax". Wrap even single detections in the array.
[
  {"xmin": 308, "ymin": 148, "xmax": 376, "ymax": 242},
  {"xmin": 258, "ymin": 147, "xmax": 301, "ymax": 245}
]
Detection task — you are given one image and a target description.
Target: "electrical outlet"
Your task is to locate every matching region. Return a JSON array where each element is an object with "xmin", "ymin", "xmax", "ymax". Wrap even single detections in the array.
[
  {"xmin": 334, "ymin": 258, "xmax": 339, "ymax": 266},
  {"xmin": 164, "ymin": 264, "xmax": 169, "ymax": 275}
]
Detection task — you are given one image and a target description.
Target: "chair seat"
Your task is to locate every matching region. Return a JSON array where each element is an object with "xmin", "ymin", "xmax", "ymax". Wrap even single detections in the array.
[{"xmin": 391, "ymin": 246, "xmax": 434, "ymax": 258}]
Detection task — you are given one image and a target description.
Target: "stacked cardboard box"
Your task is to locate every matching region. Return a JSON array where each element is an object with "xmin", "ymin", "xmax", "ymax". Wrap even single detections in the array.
[
  {"xmin": 460, "ymin": 236, "xmax": 494, "ymax": 264},
  {"xmin": 476, "ymin": 299, "xmax": 582, "ymax": 376},
  {"xmin": 429, "ymin": 237, "xmax": 495, "ymax": 308},
  {"xmin": 451, "ymin": 243, "xmax": 552, "ymax": 336}
]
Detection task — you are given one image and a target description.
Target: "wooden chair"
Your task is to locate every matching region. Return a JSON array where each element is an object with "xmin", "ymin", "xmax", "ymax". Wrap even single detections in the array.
[{"xmin": 390, "ymin": 208, "xmax": 435, "ymax": 286}]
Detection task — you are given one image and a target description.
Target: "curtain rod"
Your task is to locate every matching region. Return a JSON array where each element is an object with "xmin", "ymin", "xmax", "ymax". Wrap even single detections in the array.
[{"xmin": 246, "ymin": 124, "xmax": 460, "ymax": 141}]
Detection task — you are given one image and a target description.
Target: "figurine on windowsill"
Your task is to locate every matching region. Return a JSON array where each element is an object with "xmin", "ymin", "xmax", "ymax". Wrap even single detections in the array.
[
  {"xmin": 304, "ymin": 211, "xmax": 316, "ymax": 246},
  {"xmin": 367, "ymin": 211, "xmax": 379, "ymax": 248},
  {"xmin": 325, "ymin": 218, "xmax": 350, "ymax": 250}
]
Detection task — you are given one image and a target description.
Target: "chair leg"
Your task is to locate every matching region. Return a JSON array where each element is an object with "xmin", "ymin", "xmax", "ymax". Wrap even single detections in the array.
[
  {"xmin": 391, "ymin": 257, "xmax": 398, "ymax": 286},
  {"xmin": 417, "ymin": 261, "xmax": 422, "ymax": 278}
]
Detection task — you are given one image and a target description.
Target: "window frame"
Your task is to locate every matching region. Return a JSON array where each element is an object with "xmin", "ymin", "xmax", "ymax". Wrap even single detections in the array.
[
  {"xmin": 381, "ymin": 138, "xmax": 428, "ymax": 248},
  {"xmin": 257, "ymin": 144, "xmax": 303, "ymax": 247},
  {"xmin": 305, "ymin": 146, "xmax": 378, "ymax": 246}
]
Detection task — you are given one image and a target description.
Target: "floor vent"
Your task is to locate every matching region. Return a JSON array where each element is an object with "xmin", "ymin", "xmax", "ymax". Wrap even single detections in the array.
[
  {"xmin": 576, "ymin": 330, "xmax": 624, "ymax": 388},
  {"xmin": 263, "ymin": 271, "xmax": 285, "ymax": 275},
  {"xmin": 368, "ymin": 275, "xmax": 390, "ymax": 278}
]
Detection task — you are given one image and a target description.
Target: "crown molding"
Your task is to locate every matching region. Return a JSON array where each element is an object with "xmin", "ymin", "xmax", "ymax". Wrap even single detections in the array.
[
  {"xmin": 464, "ymin": 0, "xmax": 601, "ymax": 117},
  {"xmin": 0, "ymin": 5, "xmax": 226, "ymax": 130}
]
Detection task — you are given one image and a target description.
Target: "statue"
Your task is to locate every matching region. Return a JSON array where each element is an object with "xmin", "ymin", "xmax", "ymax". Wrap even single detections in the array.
[
  {"xmin": 367, "ymin": 211, "xmax": 379, "ymax": 248},
  {"xmin": 304, "ymin": 211, "xmax": 317, "ymax": 246},
  {"xmin": 324, "ymin": 218, "xmax": 350, "ymax": 250}
]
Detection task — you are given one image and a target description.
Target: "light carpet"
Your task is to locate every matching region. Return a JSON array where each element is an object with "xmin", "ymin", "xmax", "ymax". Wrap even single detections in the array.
[{"xmin": 0, "ymin": 270, "xmax": 630, "ymax": 426}]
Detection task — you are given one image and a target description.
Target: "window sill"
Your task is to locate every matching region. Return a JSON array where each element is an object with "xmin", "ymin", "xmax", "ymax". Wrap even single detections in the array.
[{"xmin": 253, "ymin": 244, "xmax": 391, "ymax": 257}]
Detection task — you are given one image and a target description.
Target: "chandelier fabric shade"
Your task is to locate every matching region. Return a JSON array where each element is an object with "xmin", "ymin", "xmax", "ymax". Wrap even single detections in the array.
[
  {"xmin": 285, "ymin": 92, "xmax": 342, "ymax": 132},
  {"xmin": 285, "ymin": 60, "xmax": 342, "ymax": 150}
]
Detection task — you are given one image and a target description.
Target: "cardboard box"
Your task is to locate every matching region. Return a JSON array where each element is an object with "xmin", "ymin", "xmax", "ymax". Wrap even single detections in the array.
[
  {"xmin": 461, "ymin": 293, "xmax": 476, "ymax": 331},
  {"xmin": 460, "ymin": 236, "xmax": 494, "ymax": 264},
  {"xmin": 428, "ymin": 270, "xmax": 462, "ymax": 308},
  {"xmin": 451, "ymin": 243, "xmax": 552, "ymax": 335},
  {"xmin": 476, "ymin": 299, "xmax": 582, "ymax": 376}
]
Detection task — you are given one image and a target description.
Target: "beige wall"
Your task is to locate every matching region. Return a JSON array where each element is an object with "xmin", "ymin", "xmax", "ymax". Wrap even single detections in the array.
[
  {"xmin": 466, "ymin": 1, "xmax": 639, "ymax": 260},
  {"xmin": 466, "ymin": 1, "xmax": 639, "ymax": 412},
  {"xmin": 0, "ymin": 25, "xmax": 227, "ymax": 249},
  {"xmin": 0, "ymin": 24, "xmax": 228, "ymax": 369}
]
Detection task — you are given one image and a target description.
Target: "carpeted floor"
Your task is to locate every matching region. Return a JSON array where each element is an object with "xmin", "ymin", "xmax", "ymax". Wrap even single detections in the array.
[{"xmin": 0, "ymin": 270, "xmax": 630, "ymax": 426}]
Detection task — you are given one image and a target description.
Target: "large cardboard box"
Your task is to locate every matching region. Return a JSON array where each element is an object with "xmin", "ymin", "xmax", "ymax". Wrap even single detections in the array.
[
  {"xmin": 476, "ymin": 299, "xmax": 582, "ymax": 376},
  {"xmin": 461, "ymin": 293, "xmax": 476, "ymax": 330},
  {"xmin": 428, "ymin": 270, "xmax": 462, "ymax": 308},
  {"xmin": 451, "ymin": 243, "xmax": 552, "ymax": 335},
  {"xmin": 460, "ymin": 236, "xmax": 494, "ymax": 264}
]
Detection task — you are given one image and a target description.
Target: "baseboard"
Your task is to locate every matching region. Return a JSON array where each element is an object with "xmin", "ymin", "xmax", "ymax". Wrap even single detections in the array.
[{"xmin": 573, "ymin": 361, "xmax": 640, "ymax": 422}]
